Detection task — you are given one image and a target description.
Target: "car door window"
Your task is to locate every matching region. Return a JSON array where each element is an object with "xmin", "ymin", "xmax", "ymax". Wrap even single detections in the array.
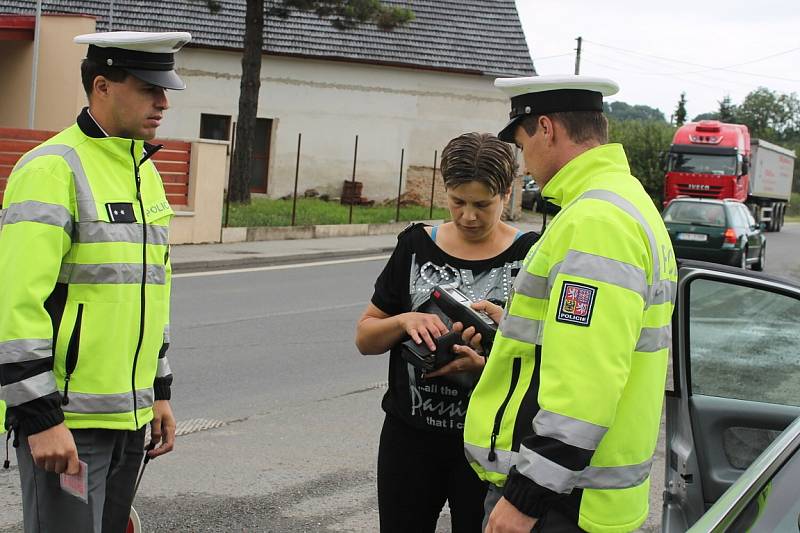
[
  {"xmin": 727, "ymin": 205, "xmax": 745, "ymax": 229},
  {"xmin": 690, "ymin": 279, "xmax": 800, "ymax": 406},
  {"xmin": 690, "ymin": 278, "xmax": 800, "ymax": 469},
  {"xmin": 736, "ymin": 206, "xmax": 753, "ymax": 229}
]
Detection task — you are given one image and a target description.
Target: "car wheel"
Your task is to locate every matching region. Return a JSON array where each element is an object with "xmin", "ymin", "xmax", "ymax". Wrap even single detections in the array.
[
  {"xmin": 738, "ymin": 247, "xmax": 748, "ymax": 269},
  {"xmin": 753, "ymin": 243, "xmax": 766, "ymax": 271}
]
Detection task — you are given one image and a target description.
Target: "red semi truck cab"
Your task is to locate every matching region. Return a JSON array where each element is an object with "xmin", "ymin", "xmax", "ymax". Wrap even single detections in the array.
[{"xmin": 663, "ymin": 121, "xmax": 751, "ymax": 205}]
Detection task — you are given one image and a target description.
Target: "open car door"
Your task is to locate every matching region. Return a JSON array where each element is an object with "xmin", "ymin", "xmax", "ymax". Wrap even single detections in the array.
[{"xmin": 663, "ymin": 261, "xmax": 800, "ymax": 531}]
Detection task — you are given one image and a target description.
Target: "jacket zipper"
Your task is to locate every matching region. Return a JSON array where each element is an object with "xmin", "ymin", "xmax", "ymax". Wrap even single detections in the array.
[
  {"xmin": 62, "ymin": 303, "xmax": 84, "ymax": 406},
  {"xmin": 488, "ymin": 357, "xmax": 522, "ymax": 461},
  {"xmin": 130, "ymin": 141, "xmax": 148, "ymax": 429}
]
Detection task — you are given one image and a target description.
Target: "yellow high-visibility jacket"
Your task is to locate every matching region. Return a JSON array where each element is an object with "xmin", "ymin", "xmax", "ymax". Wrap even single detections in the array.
[
  {"xmin": 0, "ymin": 109, "xmax": 173, "ymax": 435},
  {"xmin": 464, "ymin": 144, "xmax": 677, "ymax": 532}
]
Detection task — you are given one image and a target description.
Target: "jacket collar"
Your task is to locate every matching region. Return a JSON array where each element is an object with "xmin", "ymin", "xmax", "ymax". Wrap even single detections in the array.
[
  {"xmin": 76, "ymin": 107, "xmax": 162, "ymax": 163},
  {"xmin": 541, "ymin": 143, "xmax": 631, "ymax": 208}
]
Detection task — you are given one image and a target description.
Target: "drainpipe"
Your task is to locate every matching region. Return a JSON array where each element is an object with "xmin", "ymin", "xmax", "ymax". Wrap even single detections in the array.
[{"xmin": 28, "ymin": 0, "xmax": 42, "ymax": 129}]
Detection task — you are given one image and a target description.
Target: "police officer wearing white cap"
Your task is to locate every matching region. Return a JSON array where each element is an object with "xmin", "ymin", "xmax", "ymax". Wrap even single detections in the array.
[
  {"xmin": 0, "ymin": 31, "xmax": 189, "ymax": 532},
  {"xmin": 457, "ymin": 75, "xmax": 678, "ymax": 532}
]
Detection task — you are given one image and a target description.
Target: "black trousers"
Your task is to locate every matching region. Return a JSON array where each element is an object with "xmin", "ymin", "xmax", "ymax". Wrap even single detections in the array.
[{"xmin": 377, "ymin": 414, "xmax": 487, "ymax": 533}]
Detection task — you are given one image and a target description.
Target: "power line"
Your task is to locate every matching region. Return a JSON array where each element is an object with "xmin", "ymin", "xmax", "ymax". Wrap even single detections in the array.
[
  {"xmin": 585, "ymin": 49, "xmax": 756, "ymax": 89},
  {"xmin": 533, "ymin": 52, "xmax": 575, "ymax": 61},
  {"xmin": 584, "ymin": 39, "xmax": 800, "ymax": 83}
]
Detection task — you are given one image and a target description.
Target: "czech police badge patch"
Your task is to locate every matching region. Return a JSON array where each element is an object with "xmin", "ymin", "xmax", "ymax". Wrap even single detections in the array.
[{"xmin": 556, "ymin": 282, "xmax": 597, "ymax": 326}]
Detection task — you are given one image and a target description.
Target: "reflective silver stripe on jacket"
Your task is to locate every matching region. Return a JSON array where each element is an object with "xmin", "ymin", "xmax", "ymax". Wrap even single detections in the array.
[
  {"xmin": 464, "ymin": 442, "xmax": 518, "ymax": 475},
  {"xmin": 579, "ymin": 190, "xmax": 663, "ymax": 308},
  {"xmin": 1, "ymin": 201, "xmax": 73, "ymax": 236},
  {"xmin": 533, "ymin": 410, "xmax": 608, "ymax": 451},
  {"xmin": 651, "ymin": 279, "xmax": 677, "ymax": 306},
  {"xmin": 559, "ymin": 250, "xmax": 648, "ymax": 303},
  {"xmin": 163, "ymin": 324, "xmax": 171, "ymax": 344},
  {"xmin": 76, "ymin": 222, "xmax": 169, "ymax": 245},
  {"xmin": 61, "ymin": 388, "xmax": 154, "ymax": 415},
  {"xmin": 58, "ymin": 263, "xmax": 166, "ymax": 285},
  {"xmin": 157, "ymin": 358, "xmax": 172, "ymax": 378},
  {"xmin": 0, "ymin": 338, "xmax": 52, "ymax": 364},
  {"xmin": 1, "ymin": 372, "xmax": 57, "ymax": 407},
  {"xmin": 516, "ymin": 446, "xmax": 653, "ymax": 493},
  {"xmin": 14, "ymin": 144, "xmax": 98, "ymax": 222},
  {"xmin": 499, "ymin": 314, "xmax": 543, "ymax": 345},
  {"xmin": 513, "ymin": 270, "xmax": 550, "ymax": 300},
  {"xmin": 635, "ymin": 325, "xmax": 672, "ymax": 353}
]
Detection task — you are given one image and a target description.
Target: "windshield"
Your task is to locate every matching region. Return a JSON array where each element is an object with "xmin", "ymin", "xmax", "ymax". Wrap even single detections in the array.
[
  {"xmin": 669, "ymin": 153, "xmax": 736, "ymax": 175},
  {"xmin": 663, "ymin": 202, "xmax": 726, "ymax": 226}
]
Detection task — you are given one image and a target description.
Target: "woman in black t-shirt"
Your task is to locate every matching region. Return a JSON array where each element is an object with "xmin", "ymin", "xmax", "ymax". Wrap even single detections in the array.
[{"xmin": 356, "ymin": 133, "xmax": 539, "ymax": 533}]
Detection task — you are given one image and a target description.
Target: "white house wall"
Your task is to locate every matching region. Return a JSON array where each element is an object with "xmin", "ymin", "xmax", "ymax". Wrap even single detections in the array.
[{"xmin": 163, "ymin": 48, "xmax": 510, "ymax": 200}]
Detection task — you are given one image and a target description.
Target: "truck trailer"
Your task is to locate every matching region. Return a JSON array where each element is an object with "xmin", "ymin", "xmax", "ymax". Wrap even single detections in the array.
[{"xmin": 663, "ymin": 120, "xmax": 796, "ymax": 231}]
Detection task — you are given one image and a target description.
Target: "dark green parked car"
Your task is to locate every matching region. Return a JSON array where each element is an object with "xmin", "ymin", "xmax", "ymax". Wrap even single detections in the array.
[{"xmin": 662, "ymin": 198, "xmax": 766, "ymax": 270}]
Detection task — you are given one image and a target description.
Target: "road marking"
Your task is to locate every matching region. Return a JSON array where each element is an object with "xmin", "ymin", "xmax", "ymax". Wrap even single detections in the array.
[
  {"xmin": 183, "ymin": 301, "xmax": 367, "ymax": 330},
  {"xmin": 174, "ymin": 254, "xmax": 391, "ymax": 278}
]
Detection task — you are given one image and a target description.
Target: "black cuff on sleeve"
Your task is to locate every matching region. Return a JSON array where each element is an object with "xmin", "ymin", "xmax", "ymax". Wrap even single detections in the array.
[
  {"xmin": 10, "ymin": 393, "xmax": 65, "ymax": 436},
  {"xmin": 502, "ymin": 467, "xmax": 562, "ymax": 519},
  {"xmin": 153, "ymin": 375, "xmax": 173, "ymax": 401}
]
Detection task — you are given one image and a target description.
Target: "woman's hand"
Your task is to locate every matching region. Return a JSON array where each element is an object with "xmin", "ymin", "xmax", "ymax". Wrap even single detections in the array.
[
  {"xmin": 424, "ymin": 322, "xmax": 486, "ymax": 378},
  {"xmin": 399, "ymin": 312, "xmax": 449, "ymax": 352}
]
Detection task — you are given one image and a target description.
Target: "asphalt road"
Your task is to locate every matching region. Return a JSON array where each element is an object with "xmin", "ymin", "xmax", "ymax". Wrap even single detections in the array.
[{"xmin": 1, "ymin": 224, "xmax": 798, "ymax": 532}]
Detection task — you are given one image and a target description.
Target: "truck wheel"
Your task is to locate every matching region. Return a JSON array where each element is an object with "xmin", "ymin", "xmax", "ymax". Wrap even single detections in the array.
[
  {"xmin": 753, "ymin": 243, "xmax": 765, "ymax": 271},
  {"xmin": 776, "ymin": 204, "xmax": 784, "ymax": 232}
]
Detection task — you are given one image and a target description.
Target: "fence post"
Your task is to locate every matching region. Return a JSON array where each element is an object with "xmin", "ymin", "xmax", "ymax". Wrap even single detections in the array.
[
  {"xmin": 291, "ymin": 133, "xmax": 302, "ymax": 226},
  {"xmin": 348, "ymin": 135, "xmax": 359, "ymax": 224},
  {"xmin": 429, "ymin": 150, "xmax": 437, "ymax": 219},
  {"xmin": 395, "ymin": 148, "xmax": 404, "ymax": 223}
]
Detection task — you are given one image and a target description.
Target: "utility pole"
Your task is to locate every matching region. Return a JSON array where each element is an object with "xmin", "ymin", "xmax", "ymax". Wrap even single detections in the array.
[{"xmin": 574, "ymin": 36, "xmax": 582, "ymax": 75}]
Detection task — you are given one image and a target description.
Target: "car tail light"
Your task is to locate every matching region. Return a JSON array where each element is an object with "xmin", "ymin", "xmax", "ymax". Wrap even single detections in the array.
[{"xmin": 723, "ymin": 228, "xmax": 737, "ymax": 244}]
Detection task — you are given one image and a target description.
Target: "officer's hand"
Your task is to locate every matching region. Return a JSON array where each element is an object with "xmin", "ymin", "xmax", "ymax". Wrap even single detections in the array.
[
  {"xmin": 148, "ymin": 400, "xmax": 176, "ymax": 458},
  {"xmin": 399, "ymin": 312, "xmax": 449, "ymax": 352},
  {"xmin": 485, "ymin": 496, "xmax": 537, "ymax": 533},
  {"xmin": 471, "ymin": 300, "xmax": 504, "ymax": 324},
  {"xmin": 27, "ymin": 423, "xmax": 80, "ymax": 475}
]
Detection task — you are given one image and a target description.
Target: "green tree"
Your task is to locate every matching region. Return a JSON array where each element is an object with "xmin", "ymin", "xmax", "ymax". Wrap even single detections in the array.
[
  {"xmin": 608, "ymin": 119, "xmax": 676, "ymax": 205},
  {"xmin": 604, "ymin": 101, "xmax": 667, "ymax": 122},
  {"xmin": 673, "ymin": 92, "xmax": 687, "ymax": 126},
  {"xmin": 718, "ymin": 95, "xmax": 736, "ymax": 123},
  {"xmin": 226, "ymin": 0, "xmax": 414, "ymax": 203},
  {"xmin": 692, "ymin": 112, "xmax": 719, "ymax": 121}
]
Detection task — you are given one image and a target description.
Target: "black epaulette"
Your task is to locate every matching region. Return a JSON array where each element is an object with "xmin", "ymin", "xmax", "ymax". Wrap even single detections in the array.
[{"xmin": 396, "ymin": 222, "xmax": 426, "ymax": 241}]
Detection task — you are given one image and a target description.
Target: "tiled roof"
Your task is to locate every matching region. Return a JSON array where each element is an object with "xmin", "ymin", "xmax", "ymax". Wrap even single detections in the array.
[{"xmin": 3, "ymin": 0, "xmax": 535, "ymax": 77}]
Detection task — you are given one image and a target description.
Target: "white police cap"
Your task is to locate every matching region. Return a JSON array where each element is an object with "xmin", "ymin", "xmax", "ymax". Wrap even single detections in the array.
[
  {"xmin": 494, "ymin": 75, "xmax": 619, "ymax": 142},
  {"xmin": 74, "ymin": 31, "xmax": 192, "ymax": 90}
]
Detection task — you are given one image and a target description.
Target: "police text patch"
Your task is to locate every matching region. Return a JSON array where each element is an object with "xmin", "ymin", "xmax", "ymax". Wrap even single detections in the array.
[
  {"xmin": 105, "ymin": 203, "xmax": 136, "ymax": 223},
  {"xmin": 556, "ymin": 282, "xmax": 597, "ymax": 327}
]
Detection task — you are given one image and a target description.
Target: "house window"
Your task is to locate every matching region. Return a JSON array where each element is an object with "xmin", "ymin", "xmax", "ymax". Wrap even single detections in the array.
[{"xmin": 199, "ymin": 114, "xmax": 231, "ymax": 141}]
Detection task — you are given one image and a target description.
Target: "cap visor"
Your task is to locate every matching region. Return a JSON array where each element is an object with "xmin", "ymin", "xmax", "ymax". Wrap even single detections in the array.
[
  {"xmin": 498, "ymin": 116, "xmax": 522, "ymax": 143},
  {"xmin": 125, "ymin": 68, "xmax": 186, "ymax": 90}
]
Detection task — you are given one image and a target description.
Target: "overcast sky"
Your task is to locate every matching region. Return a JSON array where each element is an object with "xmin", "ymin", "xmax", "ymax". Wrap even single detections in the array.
[{"xmin": 514, "ymin": 0, "xmax": 800, "ymax": 121}]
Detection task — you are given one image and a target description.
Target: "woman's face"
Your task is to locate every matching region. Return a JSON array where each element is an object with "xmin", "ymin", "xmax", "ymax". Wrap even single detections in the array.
[{"xmin": 446, "ymin": 180, "xmax": 509, "ymax": 242}]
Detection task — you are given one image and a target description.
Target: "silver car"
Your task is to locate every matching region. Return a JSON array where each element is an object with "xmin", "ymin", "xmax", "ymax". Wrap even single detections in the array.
[{"xmin": 664, "ymin": 260, "xmax": 800, "ymax": 531}]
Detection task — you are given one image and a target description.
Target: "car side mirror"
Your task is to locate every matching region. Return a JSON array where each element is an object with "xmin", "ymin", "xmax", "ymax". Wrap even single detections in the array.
[
  {"xmin": 741, "ymin": 157, "xmax": 749, "ymax": 175},
  {"xmin": 759, "ymin": 222, "xmax": 766, "ymax": 230}
]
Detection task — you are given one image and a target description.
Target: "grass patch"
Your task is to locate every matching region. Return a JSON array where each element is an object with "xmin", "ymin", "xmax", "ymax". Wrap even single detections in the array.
[
  {"xmin": 787, "ymin": 192, "xmax": 800, "ymax": 218},
  {"xmin": 224, "ymin": 197, "xmax": 451, "ymax": 227}
]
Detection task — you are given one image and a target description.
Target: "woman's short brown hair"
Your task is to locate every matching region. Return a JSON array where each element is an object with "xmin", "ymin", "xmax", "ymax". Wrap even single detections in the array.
[{"xmin": 440, "ymin": 132, "xmax": 517, "ymax": 196}]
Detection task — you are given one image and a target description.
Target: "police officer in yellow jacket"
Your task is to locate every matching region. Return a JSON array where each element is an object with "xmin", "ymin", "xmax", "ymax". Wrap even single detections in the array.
[
  {"xmin": 0, "ymin": 31, "xmax": 189, "ymax": 532},
  {"xmin": 457, "ymin": 76, "xmax": 677, "ymax": 532}
]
